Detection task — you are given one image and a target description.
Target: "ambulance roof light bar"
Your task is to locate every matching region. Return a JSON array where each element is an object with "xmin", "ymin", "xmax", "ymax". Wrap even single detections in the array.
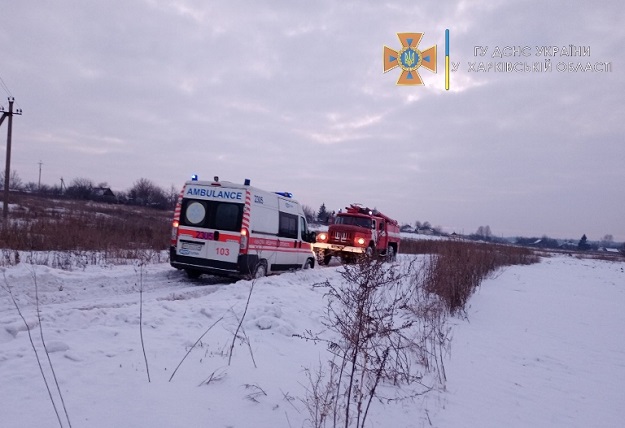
[{"xmin": 191, "ymin": 174, "xmax": 198, "ymax": 181}]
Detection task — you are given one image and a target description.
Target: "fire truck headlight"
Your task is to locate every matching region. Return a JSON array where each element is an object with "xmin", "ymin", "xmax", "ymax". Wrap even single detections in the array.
[
  {"xmin": 357, "ymin": 237, "xmax": 365, "ymax": 245},
  {"xmin": 319, "ymin": 233, "xmax": 327, "ymax": 241}
]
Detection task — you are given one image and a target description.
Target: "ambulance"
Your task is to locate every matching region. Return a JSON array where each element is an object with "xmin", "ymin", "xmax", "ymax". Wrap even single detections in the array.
[{"xmin": 170, "ymin": 176, "xmax": 316, "ymax": 279}]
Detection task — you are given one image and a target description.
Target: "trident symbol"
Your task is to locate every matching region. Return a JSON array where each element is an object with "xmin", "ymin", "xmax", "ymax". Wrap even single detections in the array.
[{"xmin": 403, "ymin": 50, "xmax": 415, "ymax": 66}]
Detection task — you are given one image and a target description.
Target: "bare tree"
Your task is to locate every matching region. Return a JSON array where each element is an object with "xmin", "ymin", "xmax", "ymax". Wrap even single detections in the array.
[
  {"xmin": 167, "ymin": 185, "xmax": 181, "ymax": 209},
  {"xmin": 302, "ymin": 205, "xmax": 316, "ymax": 223},
  {"xmin": 66, "ymin": 177, "xmax": 94, "ymax": 199},
  {"xmin": 601, "ymin": 234, "xmax": 614, "ymax": 246},
  {"xmin": 23, "ymin": 181, "xmax": 39, "ymax": 192},
  {"xmin": 128, "ymin": 178, "xmax": 168, "ymax": 209},
  {"xmin": 476, "ymin": 225, "xmax": 492, "ymax": 240},
  {"xmin": 0, "ymin": 169, "xmax": 23, "ymax": 190}
]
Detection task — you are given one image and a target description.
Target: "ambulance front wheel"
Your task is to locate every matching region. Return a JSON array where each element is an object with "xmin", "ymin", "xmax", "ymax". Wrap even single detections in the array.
[{"xmin": 254, "ymin": 261, "xmax": 268, "ymax": 279}]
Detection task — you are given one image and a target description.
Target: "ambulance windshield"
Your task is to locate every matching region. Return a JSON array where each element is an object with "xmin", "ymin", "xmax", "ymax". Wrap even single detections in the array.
[{"xmin": 334, "ymin": 215, "xmax": 372, "ymax": 229}]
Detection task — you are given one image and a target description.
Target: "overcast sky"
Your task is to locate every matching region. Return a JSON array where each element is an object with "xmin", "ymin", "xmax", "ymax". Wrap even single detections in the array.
[{"xmin": 1, "ymin": 0, "xmax": 623, "ymax": 241}]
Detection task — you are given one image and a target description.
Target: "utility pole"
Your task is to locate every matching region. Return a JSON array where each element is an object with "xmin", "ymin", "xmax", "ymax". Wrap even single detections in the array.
[
  {"xmin": 0, "ymin": 97, "xmax": 22, "ymax": 222},
  {"xmin": 38, "ymin": 160, "xmax": 43, "ymax": 191}
]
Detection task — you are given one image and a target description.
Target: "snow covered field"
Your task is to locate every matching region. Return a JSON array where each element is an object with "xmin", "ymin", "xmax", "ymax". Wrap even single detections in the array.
[{"xmin": 1, "ymin": 254, "xmax": 624, "ymax": 427}]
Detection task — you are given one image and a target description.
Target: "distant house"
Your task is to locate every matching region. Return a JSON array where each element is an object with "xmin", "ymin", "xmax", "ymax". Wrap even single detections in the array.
[
  {"xmin": 559, "ymin": 242, "xmax": 578, "ymax": 250},
  {"xmin": 599, "ymin": 247, "xmax": 620, "ymax": 254},
  {"xmin": 92, "ymin": 187, "xmax": 115, "ymax": 203},
  {"xmin": 400, "ymin": 224, "xmax": 415, "ymax": 233},
  {"xmin": 419, "ymin": 227, "xmax": 434, "ymax": 235}
]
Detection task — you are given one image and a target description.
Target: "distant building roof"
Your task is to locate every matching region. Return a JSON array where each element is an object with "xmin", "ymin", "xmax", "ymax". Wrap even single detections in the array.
[{"xmin": 93, "ymin": 187, "xmax": 115, "ymax": 197}]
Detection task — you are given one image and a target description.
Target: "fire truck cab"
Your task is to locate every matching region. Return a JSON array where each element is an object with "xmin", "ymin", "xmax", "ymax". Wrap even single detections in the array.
[
  {"xmin": 170, "ymin": 177, "xmax": 316, "ymax": 279},
  {"xmin": 313, "ymin": 204, "xmax": 401, "ymax": 265}
]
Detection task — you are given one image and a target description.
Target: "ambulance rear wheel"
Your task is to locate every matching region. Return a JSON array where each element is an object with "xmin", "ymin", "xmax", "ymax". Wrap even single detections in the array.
[
  {"xmin": 254, "ymin": 261, "xmax": 267, "ymax": 279},
  {"xmin": 185, "ymin": 269, "xmax": 202, "ymax": 279}
]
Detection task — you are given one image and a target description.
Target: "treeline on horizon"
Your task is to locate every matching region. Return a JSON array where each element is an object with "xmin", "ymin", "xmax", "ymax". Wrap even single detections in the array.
[
  {"xmin": 3, "ymin": 171, "xmax": 624, "ymax": 254},
  {"xmin": 2, "ymin": 170, "xmax": 178, "ymax": 210}
]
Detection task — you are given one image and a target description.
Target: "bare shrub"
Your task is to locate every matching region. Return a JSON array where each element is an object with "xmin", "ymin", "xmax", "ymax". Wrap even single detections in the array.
[
  {"xmin": 398, "ymin": 238, "xmax": 441, "ymax": 255},
  {"xmin": 1, "ymin": 271, "xmax": 72, "ymax": 428},
  {"xmin": 301, "ymin": 361, "xmax": 339, "ymax": 428},
  {"xmin": 299, "ymin": 258, "xmax": 449, "ymax": 428},
  {"xmin": 136, "ymin": 261, "xmax": 150, "ymax": 382},
  {"xmin": 0, "ymin": 193, "xmax": 170, "ymax": 267},
  {"xmin": 423, "ymin": 241, "xmax": 539, "ymax": 315},
  {"xmin": 0, "ymin": 194, "xmax": 169, "ymax": 250}
]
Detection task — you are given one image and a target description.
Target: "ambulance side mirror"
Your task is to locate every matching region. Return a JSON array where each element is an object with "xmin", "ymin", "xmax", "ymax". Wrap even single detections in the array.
[{"xmin": 307, "ymin": 231, "xmax": 317, "ymax": 243}]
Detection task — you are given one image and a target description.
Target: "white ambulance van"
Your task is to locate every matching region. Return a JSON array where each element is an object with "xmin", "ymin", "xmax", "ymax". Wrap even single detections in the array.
[{"xmin": 170, "ymin": 177, "xmax": 316, "ymax": 279}]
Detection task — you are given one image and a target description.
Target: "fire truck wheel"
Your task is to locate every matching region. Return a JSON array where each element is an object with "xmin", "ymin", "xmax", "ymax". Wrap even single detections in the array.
[
  {"xmin": 342, "ymin": 254, "xmax": 356, "ymax": 264},
  {"xmin": 387, "ymin": 245, "xmax": 396, "ymax": 261},
  {"xmin": 185, "ymin": 269, "xmax": 202, "ymax": 279},
  {"xmin": 254, "ymin": 261, "xmax": 267, "ymax": 279},
  {"xmin": 365, "ymin": 245, "xmax": 375, "ymax": 258},
  {"xmin": 323, "ymin": 254, "xmax": 332, "ymax": 265}
]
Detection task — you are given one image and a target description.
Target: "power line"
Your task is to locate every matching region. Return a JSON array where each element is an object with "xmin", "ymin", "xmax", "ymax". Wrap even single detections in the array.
[
  {"xmin": 0, "ymin": 75, "xmax": 12, "ymax": 98},
  {"xmin": 0, "ymin": 76, "xmax": 22, "ymax": 112}
]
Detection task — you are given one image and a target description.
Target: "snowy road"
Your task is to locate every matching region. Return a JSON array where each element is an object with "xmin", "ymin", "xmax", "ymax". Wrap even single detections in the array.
[{"xmin": 1, "ymin": 255, "xmax": 624, "ymax": 427}]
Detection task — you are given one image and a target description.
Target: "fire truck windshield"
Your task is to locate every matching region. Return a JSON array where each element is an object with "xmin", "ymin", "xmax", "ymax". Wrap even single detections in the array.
[{"xmin": 334, "ymin": 215, "xmax": 372, "ymax": 229}]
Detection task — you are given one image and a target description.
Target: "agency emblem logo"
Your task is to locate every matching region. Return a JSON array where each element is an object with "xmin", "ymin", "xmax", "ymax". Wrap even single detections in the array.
[{"xmin": 383, "ymin": 33, "xmax": 437, "ymax": 86}]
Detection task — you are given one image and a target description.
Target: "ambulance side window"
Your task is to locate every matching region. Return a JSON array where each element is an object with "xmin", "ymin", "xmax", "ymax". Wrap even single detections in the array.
[
  {"xmin": 300, "ymin": 217, "xmax": 308, "ymax": 241},
  {"xmin": 278, "ymin": 212, "xmax": 298, "ymax": 239}
]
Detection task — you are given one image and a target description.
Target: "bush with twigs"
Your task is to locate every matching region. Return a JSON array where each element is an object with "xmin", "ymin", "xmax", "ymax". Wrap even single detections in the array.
[
  {"xmin": 299, "ymin": 257, "xmax": 450, "ymax": 428},
  {"xmin": 421, "ymin": 241, "xmax": 539, "ymax": 314}
]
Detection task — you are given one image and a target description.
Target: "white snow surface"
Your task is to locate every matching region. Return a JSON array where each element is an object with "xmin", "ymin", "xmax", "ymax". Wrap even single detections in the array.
[{"xmin": 1, "ymin": 254, "xmax": 624, "ymax": 427}]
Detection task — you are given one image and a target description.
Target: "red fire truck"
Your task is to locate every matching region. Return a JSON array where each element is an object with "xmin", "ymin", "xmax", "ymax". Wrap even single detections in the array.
[{"xmin": 313, "ymin": 204, "xmax": 401, "ymax": 265}]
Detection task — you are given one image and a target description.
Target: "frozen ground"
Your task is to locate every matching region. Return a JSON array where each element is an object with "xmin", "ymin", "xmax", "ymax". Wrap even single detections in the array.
[{"xmin": 1, "ymin": 254, "xmax": 623, "ymax": 427}]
